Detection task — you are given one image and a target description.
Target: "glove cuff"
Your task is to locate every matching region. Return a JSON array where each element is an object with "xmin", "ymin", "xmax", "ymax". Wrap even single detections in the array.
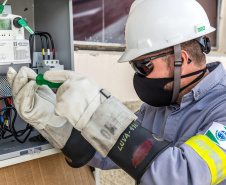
[
  {"xmin": 108, "ymin": 122, "xmax": 172, "ymax": 181},
  {"xmin": 81, "ymin": 96, "xmax": 137, "ymax": 157},
  {"xmin": 38, "ymin": 120, "xmax": 73, "ymax": 149},
  {"xmin": 62, "ymin": 128, "xmax": 96, "ymax": 168}
]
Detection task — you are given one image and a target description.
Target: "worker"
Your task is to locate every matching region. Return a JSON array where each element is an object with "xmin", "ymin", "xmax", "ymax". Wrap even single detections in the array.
[{"xmin": 7, "ymin": 0, "xmax": 226, "ymax": 184}]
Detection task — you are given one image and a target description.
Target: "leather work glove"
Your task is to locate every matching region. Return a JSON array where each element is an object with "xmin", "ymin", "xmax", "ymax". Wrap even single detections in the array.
[
  {"xmin": 44, "ymin": 70, "xmax": 172, "ymax": 182},
  {"xmin": 44, "ymin": 70, "xmax": 137, "ymax": 157},
  {"xmin": 7, "ymin": 66, "xmax": 96, "ymax": 168}
]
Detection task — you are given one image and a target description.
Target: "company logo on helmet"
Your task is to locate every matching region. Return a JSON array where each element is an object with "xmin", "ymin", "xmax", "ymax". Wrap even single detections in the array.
[{"xmin": 198, "ymin": 26, "xmax": 206, "ymax": 32}]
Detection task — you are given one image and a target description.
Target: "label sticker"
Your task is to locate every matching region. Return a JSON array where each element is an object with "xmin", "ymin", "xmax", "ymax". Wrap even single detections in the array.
[
  {"xmin": 205, "ymin": 122, "xmax": 226, "ymax": 150},
  {"xmin": 198, "ymin": 26, "xmax": 205, "ymax": 32}
]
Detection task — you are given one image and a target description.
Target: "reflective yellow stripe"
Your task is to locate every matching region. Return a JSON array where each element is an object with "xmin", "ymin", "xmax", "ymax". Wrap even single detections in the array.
[
  {"xmin": 201, "ymin": 136, "xmax": 226, "ymax": 184},
  {"xmin": 185, "ymin": 135, "xmax": 226, "ymax": 185},
  {"xmin": 42, "ymin": 49, "xmax": 45, "ymax": 55}
]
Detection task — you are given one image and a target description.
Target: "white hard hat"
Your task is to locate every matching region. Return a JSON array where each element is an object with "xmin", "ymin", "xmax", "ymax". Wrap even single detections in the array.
[{"xmin": 118, "ymin": 0, "xmax": 216, "ymax": 63}]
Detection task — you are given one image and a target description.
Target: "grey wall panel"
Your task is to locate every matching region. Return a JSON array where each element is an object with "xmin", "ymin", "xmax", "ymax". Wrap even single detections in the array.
[{"xmin": 34, "ymin": 0, "xmax": 73, "ymax": 70}]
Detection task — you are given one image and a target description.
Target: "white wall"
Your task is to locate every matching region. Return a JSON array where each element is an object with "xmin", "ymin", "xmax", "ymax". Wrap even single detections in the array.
[
  {"xmin": 74, "ymin": 50, "xmax": 226, "ymax": 103},
  {"xmin": 74, "ymin": 50, "xmax": 139, "ymax": 102}
]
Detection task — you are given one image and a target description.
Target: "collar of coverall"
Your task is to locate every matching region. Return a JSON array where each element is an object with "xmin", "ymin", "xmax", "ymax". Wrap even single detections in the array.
[{"xmin": 171, "ymin": 44, "xmax": 182, "ymax": 103}]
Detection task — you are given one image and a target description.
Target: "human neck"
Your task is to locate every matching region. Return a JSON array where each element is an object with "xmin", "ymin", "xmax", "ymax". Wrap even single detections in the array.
[{"xmin": 176, "ymin": 67, "xmax": 209, "ymax": 104}]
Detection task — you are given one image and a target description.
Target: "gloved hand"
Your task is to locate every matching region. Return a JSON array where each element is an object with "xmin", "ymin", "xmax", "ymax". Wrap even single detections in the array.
[
  {"xmin": 7, "ymin": 66, "xmax": 96, "ymax": 167},
  {"xmin": 44, "ymin": 70, "xmax": 137, "ymax": 157},
  {"xmin": 7, "ymin": 66, "xmax": 70, "ymax": 149},
  {"xmin": 45, "ymin": 70, "xmax": 172, "ymax": 182}
]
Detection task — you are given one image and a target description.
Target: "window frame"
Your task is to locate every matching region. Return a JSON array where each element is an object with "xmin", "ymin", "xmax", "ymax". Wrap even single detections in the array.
[
  {"xmin": 73, "ymin": 0, "xmax": 223, "ymax": 51},
  {"xmin": 212, "ymin": 0, "xmax": 223, "ymax": 50}
]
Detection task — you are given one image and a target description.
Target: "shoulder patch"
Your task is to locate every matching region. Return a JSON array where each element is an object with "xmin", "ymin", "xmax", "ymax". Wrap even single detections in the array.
[{"xmin": 205, "ymin": 122, "xmax": 226, "ymax": 150}]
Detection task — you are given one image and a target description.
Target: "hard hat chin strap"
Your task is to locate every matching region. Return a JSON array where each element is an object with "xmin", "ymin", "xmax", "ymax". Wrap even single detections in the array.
[{"xmin": 171, "ymin": 44, "xmax": 182, "ymax": 103}]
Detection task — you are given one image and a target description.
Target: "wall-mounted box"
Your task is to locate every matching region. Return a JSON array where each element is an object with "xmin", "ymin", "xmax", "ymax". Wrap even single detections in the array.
[{"xmin": 0, "ymin": 0, "xmax": 74, "ymax": 167}]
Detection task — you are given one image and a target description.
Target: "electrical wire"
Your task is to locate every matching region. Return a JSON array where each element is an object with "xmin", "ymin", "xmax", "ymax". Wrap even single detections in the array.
[
  {"xmin": 35, "ymin": 32, "xmax": 55, "ymax": 59},
  {"xmin": 29, "ymin": 32, "xmax": 56, "ymax": 68},
  {"xmin": 40, "ymin": 35, "xmax": 46, "ymax": 60},
  {"xmin": 42, "ymin": 34, "xmax": 50, "ymax": 60},
  {"xmin": 2, "ymin": 0, "xmax": 8, "ymax": 6},
  {"xmin": 29, "ymin": 33, "xmax": 45, "ymax": 67},
  {"xmin": 0, "ymin": 97, "xmax": 33, "ymax": 143}
]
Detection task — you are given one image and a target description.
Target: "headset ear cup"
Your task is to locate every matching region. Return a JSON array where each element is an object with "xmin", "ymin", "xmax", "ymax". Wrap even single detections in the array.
[
  {"xmin": 206, "ymin": 37, "xmax": 211, "ymax": 54},
  {"xmin": 203, "ymin": 36, "xmax": 211, "ymax": 54}
]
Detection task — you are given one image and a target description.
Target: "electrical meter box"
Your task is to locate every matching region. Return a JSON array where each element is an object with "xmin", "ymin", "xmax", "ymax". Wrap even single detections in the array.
[
  {"xmin": 0, "ymin": 14, "xmax": 30, "ymax": 65},
  {"xmin": 0, "ymin": 0, "xmax": 74, "ymax": 167}
]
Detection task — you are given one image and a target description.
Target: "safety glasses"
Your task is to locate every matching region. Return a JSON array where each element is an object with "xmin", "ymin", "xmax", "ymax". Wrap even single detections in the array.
[{"xmin": 130, "ymin": 51, "xmax": 174, "ymax": 76}]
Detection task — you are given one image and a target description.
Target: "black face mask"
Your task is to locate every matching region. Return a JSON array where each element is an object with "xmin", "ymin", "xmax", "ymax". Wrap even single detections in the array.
[{"xmin": 133, "ymin": 68, "xmax": 207, "ymax": 107}]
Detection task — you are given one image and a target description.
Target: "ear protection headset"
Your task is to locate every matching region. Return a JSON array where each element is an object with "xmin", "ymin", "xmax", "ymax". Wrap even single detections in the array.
[{"xmin": 196, "ymin": 36, "xmax": 211, "ymax": 54}]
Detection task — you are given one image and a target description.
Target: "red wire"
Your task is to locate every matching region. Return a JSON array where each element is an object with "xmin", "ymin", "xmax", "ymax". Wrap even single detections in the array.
[
  {"xmin": 7, "ymin": 98, "xmax": 11, "ymax": 105},
  {"xmin": 53, "ymin": 49, "xmax": 55, "ymax": 56}
]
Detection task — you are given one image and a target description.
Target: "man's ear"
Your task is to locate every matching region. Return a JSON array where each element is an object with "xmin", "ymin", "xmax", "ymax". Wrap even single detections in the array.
[{"xmin": 181, "ymin": 50, "xmax": 189, "ymax": 76}]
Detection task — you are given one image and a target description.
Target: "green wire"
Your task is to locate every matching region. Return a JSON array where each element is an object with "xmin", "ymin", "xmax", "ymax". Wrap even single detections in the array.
[
  {"xmin": 25, "ymin": 26, "xmax": 34, "ymax": 34},
  {"xmin": 0, "ymin": 5, "xmax": 4, "ymax": 14},
  {"xmin": 0, "ymin": 0, "xmax": 8, "ymax": 14},
  {"xmin": 18, "ymin": 18, "xmax": 34, "ymax": 34}
]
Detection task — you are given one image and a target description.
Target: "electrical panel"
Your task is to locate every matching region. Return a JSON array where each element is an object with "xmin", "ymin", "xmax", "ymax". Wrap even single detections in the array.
[{"xmin": 0, "ymin": 0, "xmax": 74, "ymax": 166}]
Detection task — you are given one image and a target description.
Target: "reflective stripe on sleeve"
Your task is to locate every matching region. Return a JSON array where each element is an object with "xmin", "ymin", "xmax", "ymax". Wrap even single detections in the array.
[{"xmin": 185, "ymin": 135, "xmax": 226, "ymax": 185}]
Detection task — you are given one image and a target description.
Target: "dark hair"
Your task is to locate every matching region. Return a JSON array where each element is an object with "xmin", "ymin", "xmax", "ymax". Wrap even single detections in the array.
[
  {"xmin": 181, "ymin": 39, "xmax": 206, "ymax": 67},
  {"xmin": 162, "ymin": 39, "xmax": 206, "ymax": 68}
]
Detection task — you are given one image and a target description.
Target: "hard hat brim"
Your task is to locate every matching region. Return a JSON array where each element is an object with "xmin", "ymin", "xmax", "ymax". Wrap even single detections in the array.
[{"xmin": 118, "ymin": 27, "xmax": 216, "ymax": 63}]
